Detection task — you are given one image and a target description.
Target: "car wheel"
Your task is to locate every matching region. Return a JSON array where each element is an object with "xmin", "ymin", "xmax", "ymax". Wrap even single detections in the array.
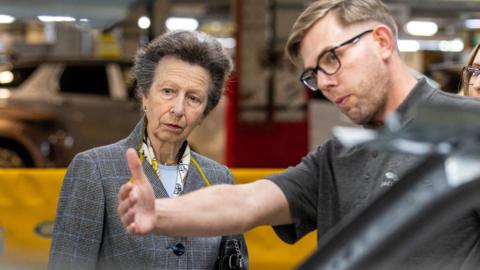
[{"xmin": 0, "ymin": 144, "xmax": 32, "ymax": 168}]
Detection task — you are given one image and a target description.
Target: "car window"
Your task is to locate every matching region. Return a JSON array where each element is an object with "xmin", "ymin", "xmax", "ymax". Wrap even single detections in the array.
[
  {"xmin": 59, "ymin": 65, "xmax": 109, "ymax": 96},
  {"xmin": 0, "ymin": 66, "xmax": 36, "ymax": 87}
]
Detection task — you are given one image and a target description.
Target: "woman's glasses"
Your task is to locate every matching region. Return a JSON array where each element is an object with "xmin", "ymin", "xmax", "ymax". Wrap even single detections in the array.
[{"xmin": 462, "ymin": 65, "xmax": 480, "ymax": 86}]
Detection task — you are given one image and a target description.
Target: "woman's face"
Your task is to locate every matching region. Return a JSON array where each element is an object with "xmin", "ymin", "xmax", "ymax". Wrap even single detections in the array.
[
  {"xmin": 143, "ymin": 55, "xmax": 210, "ymax": 146},
  {"xmin": 468, "ymin": 51, "xmax": 480, "ymax": 98}
]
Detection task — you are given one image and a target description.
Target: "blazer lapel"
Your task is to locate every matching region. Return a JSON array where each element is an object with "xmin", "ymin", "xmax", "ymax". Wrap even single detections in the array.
[
  {"xmin": 143, "ymin": 162, "xmax": 169, "ymax": 198},
  {"xmin": 125, "ymin": 117, "xmax": 169, "ymax": 198},
  {"xmin": 183, "ymin": 155, "xmax": 210, "ymax": 194}
]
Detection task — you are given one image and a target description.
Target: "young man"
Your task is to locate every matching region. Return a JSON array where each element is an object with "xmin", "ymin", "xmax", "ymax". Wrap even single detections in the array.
[{"xmin": 118, "ymin": 1, "xmax": 480, "ymax": 269}]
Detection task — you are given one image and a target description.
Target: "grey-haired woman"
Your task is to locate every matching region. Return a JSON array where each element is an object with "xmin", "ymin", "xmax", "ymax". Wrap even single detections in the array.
[{"xmin": 49, "ymin": 31, "xmax": 248, "ymax": 270}]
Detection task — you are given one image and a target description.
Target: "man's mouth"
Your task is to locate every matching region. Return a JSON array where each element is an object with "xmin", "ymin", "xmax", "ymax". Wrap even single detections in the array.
[{"xmin": 335, "ymin": 95, "xmax": 350, "ymax": 108}]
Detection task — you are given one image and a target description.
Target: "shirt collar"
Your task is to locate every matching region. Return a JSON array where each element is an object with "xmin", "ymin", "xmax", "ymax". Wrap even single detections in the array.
[
  {"xmin": 363, "ymin": 78, "xmax": 435, "ymax": 130},
  {"xmin": 393, "ymin": 78, "xmax": 436, "ymax": 128}
]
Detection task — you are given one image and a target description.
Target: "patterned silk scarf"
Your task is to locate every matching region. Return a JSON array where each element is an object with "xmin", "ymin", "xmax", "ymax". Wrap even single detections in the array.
[{"xmin": 141, "ymin": 132, "xmax": 190, "ymax": 197}]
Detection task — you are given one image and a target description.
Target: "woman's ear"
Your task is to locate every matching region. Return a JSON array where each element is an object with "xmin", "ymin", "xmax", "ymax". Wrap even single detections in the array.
[
  {"xmin": 372, "ymin": 24, "xmax": 395, "ymax": 60},
  {"xmin": 142, "ymin": 95, "xmax": 148, "ymax": 114}
]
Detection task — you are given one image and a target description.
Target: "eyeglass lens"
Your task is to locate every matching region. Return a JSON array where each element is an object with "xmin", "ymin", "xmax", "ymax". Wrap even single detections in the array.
[
  {"xmin": 301, "ymin": 52, "xmax": 340, "ymax": 91},
  {"xmin": 319, "ymin": 51, "xmax": 340, "ymax": 74},
  {"xmin": 466, "ymin": 66, "xmax": 480, "ymax": 77}
]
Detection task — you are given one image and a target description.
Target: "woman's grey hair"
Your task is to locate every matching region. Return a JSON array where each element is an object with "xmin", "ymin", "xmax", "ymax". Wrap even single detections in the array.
[{"xmin": 133, "ymin": 31, "xmax": 233, "ymax": 116}]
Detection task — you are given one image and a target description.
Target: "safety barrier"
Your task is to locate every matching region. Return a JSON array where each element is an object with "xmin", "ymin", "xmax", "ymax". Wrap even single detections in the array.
[{"xmin": 0, "ymin": 169, "xmax": 316, "ymax": 270}]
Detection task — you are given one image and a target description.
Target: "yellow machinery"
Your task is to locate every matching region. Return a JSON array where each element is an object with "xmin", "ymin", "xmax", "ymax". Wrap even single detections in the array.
[{"xmin": 0, "ymin": 169, "xmax": 316, "ymax": 269}]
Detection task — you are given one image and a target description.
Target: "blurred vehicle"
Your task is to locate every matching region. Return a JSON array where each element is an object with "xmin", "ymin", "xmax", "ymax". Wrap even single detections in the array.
[{"xmin": 0, "ymin": 58, "xmax": 141, "ymax": 167}]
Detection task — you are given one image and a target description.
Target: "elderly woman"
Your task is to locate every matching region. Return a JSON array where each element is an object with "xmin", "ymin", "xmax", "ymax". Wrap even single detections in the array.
[
  {"xmin": 460, "ymin": 42, "xmax": 480, "ymax": 98},
  {"xmin": 49, "ymin": 31, "xmax": 248, "ymax": 270}
]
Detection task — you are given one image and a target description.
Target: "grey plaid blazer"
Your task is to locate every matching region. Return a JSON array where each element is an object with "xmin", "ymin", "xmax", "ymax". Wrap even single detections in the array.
[{"xmin": 49, "ymin": 119, "xmax": 248, "ymax": 270}]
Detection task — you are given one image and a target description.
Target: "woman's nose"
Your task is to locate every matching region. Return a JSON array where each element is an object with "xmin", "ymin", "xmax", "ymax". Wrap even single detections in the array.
[{"xmin": 170, "ymin": 96, "xmax": 185, "ymax": 117}]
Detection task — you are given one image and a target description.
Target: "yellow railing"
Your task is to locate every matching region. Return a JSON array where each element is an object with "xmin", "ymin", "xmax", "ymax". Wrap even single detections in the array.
[{"xmin": 0, "ymin": 169, "xmax": 316, "ymax": 270}]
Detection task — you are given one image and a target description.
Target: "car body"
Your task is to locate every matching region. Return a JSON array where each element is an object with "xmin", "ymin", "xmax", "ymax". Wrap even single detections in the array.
[{"xmin": 0, "ymin": 58, "xmax": 142, "ymax": 167}]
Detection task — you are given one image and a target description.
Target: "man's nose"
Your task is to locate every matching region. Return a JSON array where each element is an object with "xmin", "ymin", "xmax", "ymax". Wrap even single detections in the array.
[{"xmin": 316, "ymin": 71, "xmax": 337, "ymax": 93}]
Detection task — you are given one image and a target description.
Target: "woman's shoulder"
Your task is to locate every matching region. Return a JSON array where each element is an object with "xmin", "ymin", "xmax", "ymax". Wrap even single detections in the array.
[
  {"xmin": 191, "ymin": 151, "xmax": 224, "ymax": 167},
  {"xmin": 81, "ymin": 138, "xmax": 128, "ymax": 158},
  {"xmin": 69, "ymin": 138, "xmax": 129, "ymax": 167},
  {"xmin": 190, "ymin": 152, "xmax": 233, "ymax": 186},
  {"xmin": 190, "ymin": 151, "xmax": 231, "ymax": 177},
  {"xmin": 65, "ymin": 138, "xmax": 132, "ymax": 182}
]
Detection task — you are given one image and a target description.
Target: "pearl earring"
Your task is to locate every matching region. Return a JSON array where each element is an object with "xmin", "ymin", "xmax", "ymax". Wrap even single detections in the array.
[{"xmin": 143, "ymin": 106, "xmax": 147, "ymax": 113}]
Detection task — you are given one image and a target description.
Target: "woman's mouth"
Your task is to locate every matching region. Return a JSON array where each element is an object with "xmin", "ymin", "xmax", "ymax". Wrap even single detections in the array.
[{"xmin": 164, "ymin": 123, "xmax": 182, "ymax": 131}]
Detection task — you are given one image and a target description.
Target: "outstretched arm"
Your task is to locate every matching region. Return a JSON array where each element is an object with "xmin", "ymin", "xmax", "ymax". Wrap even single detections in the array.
[{"xmin": 117, "ymin": 148, "xmax": 292, "ymax": 236}]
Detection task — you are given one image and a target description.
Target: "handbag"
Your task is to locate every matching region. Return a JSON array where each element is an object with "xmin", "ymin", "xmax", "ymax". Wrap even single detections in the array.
[{"xmin": 214, "ymin": 239, "xmax": 245, "ymax": 270}]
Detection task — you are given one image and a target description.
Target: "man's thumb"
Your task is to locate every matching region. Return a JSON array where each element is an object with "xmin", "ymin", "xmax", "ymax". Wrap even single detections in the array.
[{"xmin": 126, "ymin": 148, "xmax": 146, "ymax": 184}]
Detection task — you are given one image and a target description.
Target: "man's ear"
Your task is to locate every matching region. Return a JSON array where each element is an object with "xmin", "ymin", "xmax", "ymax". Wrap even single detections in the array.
[{"xmin": 372, "ymin": 24, "xmax": 396, "ymax": 60}]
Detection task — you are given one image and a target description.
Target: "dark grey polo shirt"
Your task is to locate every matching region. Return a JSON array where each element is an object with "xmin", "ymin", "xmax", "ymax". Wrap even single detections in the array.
[{"xmin": 267, "ymin": 79, "xmax": 480, "ymax": 269}]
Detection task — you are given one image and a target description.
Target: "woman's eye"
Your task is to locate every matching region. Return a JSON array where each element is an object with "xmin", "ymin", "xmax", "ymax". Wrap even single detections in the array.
[
  {"xmin": 188, "ymin": 96, "xmax": 200, "ymax": 104},
  {"xmin": 162, "ymin": 88, "xmax": 173, "ymax": 94}
]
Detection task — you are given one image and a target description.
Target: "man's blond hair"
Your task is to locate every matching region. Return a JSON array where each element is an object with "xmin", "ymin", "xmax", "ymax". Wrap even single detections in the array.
[{"xmin": 285, "ymin": 0, "xmax": 398, "ymax": 65}]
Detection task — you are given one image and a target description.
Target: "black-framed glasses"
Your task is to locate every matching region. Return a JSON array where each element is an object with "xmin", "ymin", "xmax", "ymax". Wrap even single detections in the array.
[{"xmin": 300, "ymin": 29, "xmax": 373, "ymax": 91}]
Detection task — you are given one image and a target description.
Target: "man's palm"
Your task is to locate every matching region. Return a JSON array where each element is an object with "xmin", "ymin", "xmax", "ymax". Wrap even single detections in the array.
[{"xmin": 124, "ymin": 148, "xmax": 156, "ymax": 235}]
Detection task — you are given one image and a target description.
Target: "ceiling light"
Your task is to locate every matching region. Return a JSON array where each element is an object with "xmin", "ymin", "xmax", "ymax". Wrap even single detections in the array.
[
  {"xmin": 166, "ymin": 17, "xmax": 199, "ymax": 31},
  {"xmin": 137, "ymin": 16, "xmax": 151, "ymax": 30},
  {"xmin": 0, "ymin": 71, "xmax": 14, "ymax": 84},
  {"xmin": 0, "ymin": 15, "xmax": 15, "ymax": 24},
  {"xmin": 450, "ymin": 39, "xmax": 465, "ymax": 52},
  {"xmin": 465, "ymin": 19, "xmax": 480, "ymax": 29},
  {"xmin": 405, "ymin": 20, "xmax": 438, "ymax": 36},
  {"xmin": 398, "ymin": 39, "xmax": 463, "ymax": 52},
  {"xmin": 38, "ymin": 16, "xmax": 76, "ymax": 22},
  {"xmin": 439, "ymin": 39, "xmax": 464, "ymax": 52},
  {"xmin": 398, "ymin": 40, "xmax": 420, "ymax": 52}
]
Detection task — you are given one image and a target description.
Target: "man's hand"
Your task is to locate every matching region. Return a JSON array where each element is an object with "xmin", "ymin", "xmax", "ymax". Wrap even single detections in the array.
[{"xmin": 117, "ymin": 148, "xmax": 156, "ymax": 235}]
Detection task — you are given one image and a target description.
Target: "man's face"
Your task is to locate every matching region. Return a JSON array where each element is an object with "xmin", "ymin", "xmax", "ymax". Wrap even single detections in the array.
[{"xmin": 299, "ymin": 13, "xmax": 390, "ymax": 125}]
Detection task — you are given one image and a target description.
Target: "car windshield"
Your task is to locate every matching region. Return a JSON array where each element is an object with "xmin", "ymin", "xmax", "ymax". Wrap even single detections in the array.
[{"xmin": 0, "ymin": 66, "xmax": 37, "ymax": 87}]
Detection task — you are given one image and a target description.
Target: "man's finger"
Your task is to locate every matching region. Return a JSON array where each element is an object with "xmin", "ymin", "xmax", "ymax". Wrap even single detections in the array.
[
  {"xmin": 117, "ymin": 190, "xmax": 134, "ymax": 215},
  {"xmin": 118, "ymin": 182, "xmax": 133, "ymax": 201},
  {"xmin": 126, "ymin": 148, "xmax": 146, "ymax": 184},
  {"xmin": 121, "ymin": 207, "xmax": 135, "ymax": 227},
  {"xmin": 127, "ymin": 223, "xmax": 138, "ymax": 235}
]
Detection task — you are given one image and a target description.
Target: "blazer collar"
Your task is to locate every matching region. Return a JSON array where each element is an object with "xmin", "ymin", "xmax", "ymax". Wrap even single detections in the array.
[{"xmin": 125, "ymin": 118, "xmax": 209, "ymax": 198}]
